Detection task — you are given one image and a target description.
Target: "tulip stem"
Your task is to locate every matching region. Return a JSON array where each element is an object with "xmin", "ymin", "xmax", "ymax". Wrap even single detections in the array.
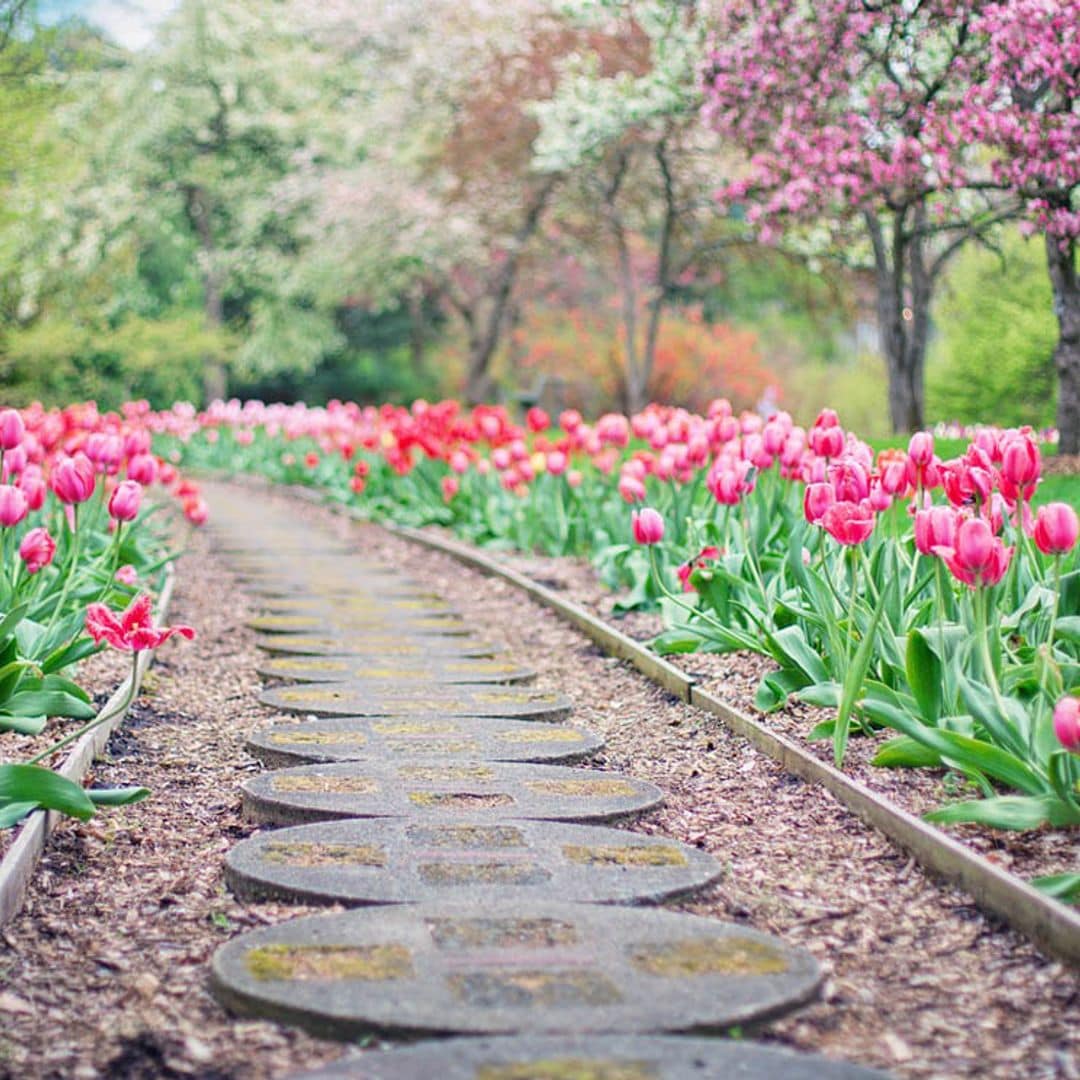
[
  {"xmin": 40, "ymin": 506, "xmax": 80, "ymax": 649},
  {"xmin": 26, "ymin": 652, "xmax": 139, "ymax": 766}
]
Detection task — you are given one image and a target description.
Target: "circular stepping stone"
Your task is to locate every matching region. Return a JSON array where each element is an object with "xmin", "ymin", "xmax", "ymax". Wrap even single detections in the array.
[
  {"xmin": 253, "ymin": 634, "xmax": 498, "ymax": 658},
  {"xmin": 259, "ymin": 682, "xmax": 572, "ymax": 722},
  {"xmin": 246, "ymin": 716, "xmax": 602, "ymax": 767},
  {"xmin": 257, "ymin": 596, "xmax": 451, "ymax": 617},
  {"xmin": 210, "ymin": 902, "xmax": 821, "ymax": 1039},
  {"xmin": 225, "ymin": 818, "xmax": 721, "ymax": 907},
  {"xmin": 241, "ymin": 761, "xmax": 663, "ymax": 826},
  {"xmin": 248, "ymin": 614, "xmax": 472, "ymax": 636},
  {"xmin": 257, "ymin": 655, "xmax": 535, "ymax": 686},
  {"xmin": 291, "ymin": 1035, "xmax": 890, "ymax": 1079}
]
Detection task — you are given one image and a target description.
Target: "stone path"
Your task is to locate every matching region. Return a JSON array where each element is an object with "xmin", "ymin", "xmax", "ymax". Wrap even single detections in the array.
[{"xmin": 204, "ymin": 483, "xmax": 889, "ymax": 1079}]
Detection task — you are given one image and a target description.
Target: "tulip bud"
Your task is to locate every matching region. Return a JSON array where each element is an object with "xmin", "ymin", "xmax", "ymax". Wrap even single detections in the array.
[
  {"xmin": 0, "ymin": 484, "xmax": 28, "ymax": 527},
  {"xmin": 907, "ymin": 432, "xmax": 934, "ymax": 469},
  {"xmin": 108, "ymin": 480, "xmax": 143, "ymax": 522},
  {"xmin": 19, "ymin": 527, "xmax": 56, "ymax": 574},
  {"xmin": 631, "ymin": 507, "xmax": 664, "ymax": 545},
  {"xmin": 0, "ymin": 409, "xmax": 25, "ymax": 451},
  {"xmin": 1034, "ymin": 503, "xmax": 1079, "ymax": 556},
  {"xmin": 51, "ymin": 453, "xmax": 97, "ymax": 504},
  {"xmin": 1053, "ymin": 696, "xmax": 1080, "ymax": 752}
]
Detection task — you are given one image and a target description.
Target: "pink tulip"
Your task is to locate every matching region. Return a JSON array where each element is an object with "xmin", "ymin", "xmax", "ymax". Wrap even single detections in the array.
[
  {"xmin": 51, "ymin": 453, "xmax": 97, "ymax": 504},
  {"xmin": 999, "ymin": 432, "xmax": 1041, "ymax": 502},
  {"xmin": 803, "ymin": 482, "xmax": 835, "ymax": 524},
  {"xmin": 934, "ymin": 517, "xmax": 1012, "ymax": 588},
  {"xmin": 908, "ymin": 431, "xmax": 934, "ymax": 469},
  {"xmin": 18, "ymin": 466, "xmax": 45, "ymax": 511},
  {"xmin": 114, "ymin": 564, "xmax": 138, "ymax": 585},
  {"xmin": 821, "ymin": 501, "xmax": 875, "ymax": 545},
  {"xmin": 1034, "ymin": 503, "xmax": 1079, "ymax": 556},
  {"xmin": 618, "ymin": 474, "xmax": 647, "ymax": 504},
  {"xmin": 546, "ymin": 450, "xmax": 567, "ymax": 476},
  {"xmin": 19, "ymin": 527, "xmax": 55, "ymax": 575},
  {"xmin": 914, "ymin": 506, "xmax": 958, "ymax": 556},
  {"xmin": 566, "ymin": 469, "xmax": 583, "ymax": 489},
  {"xmin": 441, "ymin": 475, "xmax": 459, "ymax": 502},
  {"xmin": 631, "ymin": 508, "xmax": 665, "ymax": 545},
  {"xmin": 127, "ymin": 453, "xmax": 158, "ymax": 486},
  {"xmin": 1053, "ymin": 697, "xmax": 1080, "ymax": 752},
  {"xmin": 108, "ymin": 480, "xmax": 143, "ymax": 522},
  {"xmin": 2, "ymin": 444, "xmax": 26, "ymax": 480},
  {"xmin": 0, "ymin": 409, "xmax": 24, "ymax": 451},
  {"xmin": 829, "ymin": 459, "xmax": 870, "ymax": 503},
  {"xmin": 0, "ymin": 484, "xmax": 28, "ymax": 527}
]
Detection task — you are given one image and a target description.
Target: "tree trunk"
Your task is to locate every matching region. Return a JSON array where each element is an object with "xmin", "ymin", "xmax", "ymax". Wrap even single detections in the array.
[
  {"xmin": 865, "ymin": 209, "xmax": 926, "ymax": 433},
  {"xmin": 1047, "ymin": 232, "xmax": 1080, "ymax": 455},
  {"xmin": 463, "ymin": 178, "xmax": 557, "ymax": 406},
  {"xmin": 639, "ymin": 138, "xmax": 677, "ymax": 414},
  {"xmin": 185, "ymin": 183, "xmax": 229, "ymax": 405}
]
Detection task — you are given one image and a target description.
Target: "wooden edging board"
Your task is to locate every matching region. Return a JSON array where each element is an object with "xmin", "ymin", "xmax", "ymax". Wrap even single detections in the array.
[
  {"xmin": 206, "ymin": 474, "xmax": 1080, "ymax": 967},
  {"xmin": 0, "ymin": 565, "xmax": 177, "ymax": 927}
]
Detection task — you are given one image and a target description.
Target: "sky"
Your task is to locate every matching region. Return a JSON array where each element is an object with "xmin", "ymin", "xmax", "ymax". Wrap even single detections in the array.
[{"xmin": 37, "ymin": 0, "xmax": 179, "ymax": 50}]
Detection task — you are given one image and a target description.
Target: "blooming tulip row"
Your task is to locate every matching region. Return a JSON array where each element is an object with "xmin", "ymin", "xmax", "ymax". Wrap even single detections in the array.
[
  {"xmin": 162, "ymin": 398, "xmax": 1080, "ymax": 874},
  {"xmin": 0, "ymin": 400, "xmax": 203, "ymax": 831}
]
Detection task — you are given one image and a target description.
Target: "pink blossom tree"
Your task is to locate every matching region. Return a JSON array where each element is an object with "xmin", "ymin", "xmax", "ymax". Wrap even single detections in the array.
[
  {"xmin": 957, "ymin": 0, "xmax": 1079, "ymax": 451},
  {"xmin": 701, "ymin": 0, "xmax": 1015, "ymax": 434}
]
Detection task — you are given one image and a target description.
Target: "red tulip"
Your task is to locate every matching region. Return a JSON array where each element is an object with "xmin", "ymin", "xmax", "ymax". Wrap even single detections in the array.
[
  {"xmin": 19, "ymin": 527, "xmax": 55, "ymax": 574},
  {"xmin": 85, "ymin": 594, "xmax": 195, "ymax": 652},
  {"xmin": 821, "ymin": 501, "xmax": 875, "ymax": 545},
  {"xmin": 631, "ymin": 508, "xmax": 664, "ymax": 545},
  {"xmin": 526, "ymin": 407, "xmax": 550, "ymax": 433},
  {"xmin": 1034, "ymin": 503, "xmax": 1079, "ymax": 556},
  {"xmin": 1053, "ymin": 697, "xmax": 1080, "ymax": 752}
]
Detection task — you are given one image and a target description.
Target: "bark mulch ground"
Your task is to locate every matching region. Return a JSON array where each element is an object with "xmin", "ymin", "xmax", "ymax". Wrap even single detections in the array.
[{"xmin": 0, "ymin": 486, "xmax": 1077, "ymax": 1079}]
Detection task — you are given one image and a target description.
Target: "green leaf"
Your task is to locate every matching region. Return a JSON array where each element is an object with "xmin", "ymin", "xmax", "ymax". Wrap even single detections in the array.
[
  {"xmin": 925, "ymin": 794, "xmax": 1080, "ymax": 831},
  {"xmin": 956, "ymin": 673, "xmax": 1028, "ymax": 759},
  {"xmin": 766, "ymin": 625, "xmax": 828, "ymax": 683},
  {"xmin": 906, "ymin": 629, "xmax": 943, "ymax": 725},
  {"xmin": 86, "ymin": 786, "xmax": 150, "ymax": 807},
  {"xmin": 0, "ymin": 714, "xmax": 46, "ymax": 735},
  {"xmin": 650, "ymin": 630, "xmax": 706, "ymax": 655},
  {"xmin": 3, "ymin": 690, "xmax": 96, "ymax": 720},
  {"xmin": 754, "ymin": 669, "xmax": 806, "ymax": 713},
  {"xmin": 1054, "ymin": 616, "xmax": 1080, "ymax": 645},
  {"xmin": 872, "ymin": 735, "xmax": 943, "ymax": 769},
  {"xmin": 0, "ymin": 801, "xmax": 40, "ymax": 828},
  {"xmin": 835, "ymin": 584, "xmax": 889, "ymax": 767},
  {"xmin": 40, "ymin": 637, "xmax": 100, "ymax": 676},
  {"xmin": 798, "ymin": 681, "xmax": 842, "ymax": 708},
  {"xmin": 1030, "ymin": 873, "xmax": 1080, "ymax": 902},
  {"xmin": 0, "ymin": 603, "xmax": 30, "ymax": 643},
  {"xmin": 0, "ymin": 764, "xmax": 95, "ymax": 822}
]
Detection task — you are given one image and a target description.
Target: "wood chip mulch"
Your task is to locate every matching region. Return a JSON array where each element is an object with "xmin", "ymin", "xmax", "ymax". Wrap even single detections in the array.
[{"xmin": 0, "ymin": 485, "xmax": 1077, "ymax": 1079}]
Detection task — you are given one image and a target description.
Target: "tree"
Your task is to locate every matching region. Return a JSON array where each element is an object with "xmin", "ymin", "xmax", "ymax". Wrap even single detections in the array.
[
  {"xmin": 701, "ymin": 1, "xmax": 1016, "ymax": 433},
  {"xmin": 956, "ymin": 0, "xmax": 1079, "ymax": 450}
]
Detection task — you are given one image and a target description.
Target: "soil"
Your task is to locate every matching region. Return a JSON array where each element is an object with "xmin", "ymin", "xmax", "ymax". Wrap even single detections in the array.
[{"xmin": 0, "ymin": 484, "xmax": 1077, "ymax": 1080}]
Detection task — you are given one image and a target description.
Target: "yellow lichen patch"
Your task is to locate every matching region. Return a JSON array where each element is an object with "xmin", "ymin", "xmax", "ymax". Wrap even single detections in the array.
[
  {"xmin": 497, "ymin": 729, "xmax": 582, "ymax": 743},
  {"xmin": 262, "ymin": 842, "xmax": 388, "ymax": 867},
  {"xmin": 267, "ymin": 659, "xmax": 349, "ymax": 673},
  {"xmin": 398, "ymin": 765, "xmax": 495, "ymax": 782},
  {"xmin": 373, "ymin": 721, "xmax": 458, "ymax": 735},
  {"xmin": 277, "ymin": 688, "xmax": 348, "ymax": 704},
  {"xmin": 561, "ymin": 844, "xmax": 688, "ymax": 868},
  {"xmin": 407, "ymin": 792, "xmax": 513, "ymax": 810},
  {"xmin": 446, "ymin": 661, "xmax": 518, "ymax": 674},
  {"xmin": 268, "ymin": 731, "xmax": 367, "ymax": 746},
  {"xmin": 629, "ymin": 937, "xmax": 789, "ymax": 978},
  {"xmin": 253, "ymin": 615, "xmax": 320, "ymax": 628},
  {"xmin": 384, "ymin": 738, "xmax": 479, "ymax": 754},
  {"xmin": 406, "ymin": 824, "xmax": 526, "ymax": 848},
  {"xmin": 272, "ymin": 775, "xmax": 379, "ymax": 794},
  {"xmin": 262, "ymin": 636, "xmax": 336, "ymax": 649},
  {"xmin": 524, "ymin": 780, "xmax": 638, "ymax": 798},
  {"xmin": 417, "ymin": 862, "xmax": 550, "ymax": 886},
  {"xmin": 415, "ymin": 618, "xmax": 466, "ymax": 629},
  {"xmin": 353, "ymin": 667, "xmax": 413, "ymax": 679},
  {"xmin": 429, "ymin": 917, "xmax": 578, "ymax": 950},
  {"xmin": 245, "ymin": 944, "xmax": 413, "ymax": 982},
  {"xmin": 478, "ymin": 1058, "xmax": 658, "ymax": 1080},
  {"xmin": 477, "ymin": 692, "xmax": 546, "ymax": 704}
]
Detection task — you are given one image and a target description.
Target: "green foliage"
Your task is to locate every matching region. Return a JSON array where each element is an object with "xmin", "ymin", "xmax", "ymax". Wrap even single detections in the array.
[{"xmin": 928, "ymin": 232, "xmax": 1058, "ymax": 428}]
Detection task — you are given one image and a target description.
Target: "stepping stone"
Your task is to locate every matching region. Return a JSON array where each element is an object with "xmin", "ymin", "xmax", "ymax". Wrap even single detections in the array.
[
  {"xmin": 257, "ymin": 596, "xmax": 451, "ymax": 616},
  {"xmin": 241, "ymin": 760, "xmax": 663, "ymax": 826},
  {"xmin": 210, "ymin": 902, "xmax": 821, "ymax": 1039},
  {"xmin": 248, "ymin": 614, "xmax": 473, "ymax": 636},
  {"xmin": 290, "ymin": 1034, "xmax": 891, "ymax": 1079},
  {"xmin": 224, "ymin": 818, "xmax": 722, "ymax": 907},
  {"xmin": 246, "ymin": 716, "xmax": 602, "ymax": 767},
  {"xmin": 257, "ymin": 655, "xmax": 535, "ymax": 686},
  {"xmin": 260, "ymin": 683, "xmax": 572, "ymax": 722},
  {"xmin": 253, "ymin": 634, "xmax": 498, "ymax": 658}
]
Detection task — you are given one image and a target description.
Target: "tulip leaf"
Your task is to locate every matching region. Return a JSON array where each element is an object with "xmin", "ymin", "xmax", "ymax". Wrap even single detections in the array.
[
  {"xmin": 650, "ymin": 630, "xmax": 707, "ymax": 655},
  {"xmin": 0, "ymin": 800, "xmax": 40, "ymax": 828},
  {"xmin": 0, "ymin": 764, "xmax": 95, "ymax": 822},
  {"xmin": 906, "ymin": 629, "xmax": 943, "ymax": 725},
  {"xmin": 0, "ymin": 604, "xmax": 29, "ymax": 644},
  {"xmin": 872, "ymin": 735, "xmax": 943, "ymax": 769},
  {"xmin": 3, "ymin": 690, "xmax": 96, "ymax": 721},
  {"xmin": 797, "ymin": 681, "xmax": 842, "ymax": 708},
  {"xmin": 956, "ymin": 673, "xmax": 1028, "ymax": 760},
  {"xmin": 86, "ymin": 786, "xmax": 150, "ymax": 807},
  {"xmin": 925, "ymin": 795, "xmax": 1080, "ymax": 831},
  {"xmin": 766, "ymin": 625, "xmax": 828, "ymax": 684},
  {"xmin": 834, "ymin": 585, "xmax": 888, "ymax": 766},
  {"xmin": 1054, "ymin": 617, "xmax": 1080, "ymax": 645},
  {"xmin": 0, "ymin": 714, "xmax": 47, "ymax": 735},
  {"xmin": 1030, "ymin": 873, "xmax": 1080, "ymax": 903}
]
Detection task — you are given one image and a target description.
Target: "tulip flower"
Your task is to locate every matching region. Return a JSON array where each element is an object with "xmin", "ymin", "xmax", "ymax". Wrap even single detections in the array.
[
  {"xmin": 933, "ymin": 517, "xmax": 1012, "ymax": 588},
  {"xmin": 803, "ymin": 482, "xmax": 835, "ymax": 525},
  {"xmin": 108, "ymin": 480, "xmax": 143, "ymax": 523},
  {"xmin": 51, "ymin": 453, "xmax": 97, "ymax": 505},
  {"xmin": 19, "ymin": 527, "xmax": 55, "ymax": 575},
  {"xmin": 114, "ymin": 564, "xmax": 138, "ymax": 585},
  {"xmin": 1053, "ymin": 697, "xmax": 1080, "ymax": 752},
  {"xmin": 85, "ymin": 593, "xmax": 195, "ymax": 652},
  {"xmin": 821, "ymin": 501, "xmax": 875, "ymax": 546},
  {"xmin": 907, "ymin": 431, "xmax": 934, "ymax": 469},
  {"xmin": 441, "ymin": 475, "xmax": 459, "ymax": 502},
  {"xmin": 677, "ymin": 546, "xmax": 721, "ymax": 592},
  {"xmin": 914, "ymin": 506, "xmax": 959, "ymax": 556},
  {"xmin": 999, "ymin": 432, "xmax": 1041, "ymax": 503},
  {"xmin": 0, "ymin": 409, "xmax": 24, "ymax": 451},
  {"xmin": 1034, "ymin": 503, "xmax": 1079, "ymax": 556},
  {"xmin": 631, "ymin": 508, "xmax": 665, "ymax": 545},
  {"xmin": 126, "ymin": 453, "xmax": 158, "ymax": 486},
  {"xmin": 0, "ymin": 484, "xmax": 28, "ymax": 528},
  {"xmin": 618, "ymin": 474, "xmax": 647, "ymax": 504}
]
